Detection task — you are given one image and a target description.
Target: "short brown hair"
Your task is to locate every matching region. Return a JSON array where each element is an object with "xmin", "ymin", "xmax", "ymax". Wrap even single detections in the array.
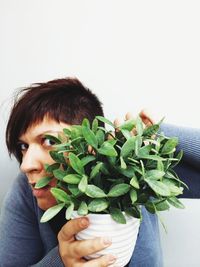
[{"xmin": 6, "ymin": 77, "xmax": 104, "ymax": 162}]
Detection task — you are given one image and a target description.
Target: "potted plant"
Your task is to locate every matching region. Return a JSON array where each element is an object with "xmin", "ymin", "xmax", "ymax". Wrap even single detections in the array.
[{"xmin": 38, "ymin": 115, "xmax": 187, "ymax": 266}]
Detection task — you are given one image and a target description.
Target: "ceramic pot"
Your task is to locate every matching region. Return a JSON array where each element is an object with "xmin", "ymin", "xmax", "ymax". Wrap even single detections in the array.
[{"xmin": 71, "ymin": 212, "xmax": 140, "ymax": 267}]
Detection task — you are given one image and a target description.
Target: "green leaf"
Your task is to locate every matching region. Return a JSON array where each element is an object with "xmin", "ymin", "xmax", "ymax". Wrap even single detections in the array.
[
  {"xmin": 107, "ymin": 156, "xmax": 117, "ymax": 166},
  {"xmin": 130, "ymin": 189, "xmax": 137, "ymax": 204},
  {"xmin": 155, "ymin": 200, "xmax": 170, "ymax": 211},
  {"xmin": 171, "ymin": 150, "xmax": 183, "ymax": 167},
  {"xmin": 49, "ymin": 151, "xmax": 66, "ymax": 164},
  {"xmin": 82, "ymin": 118, "xmax": 90, "ymax": 128},
  {"xmin": 98, "ymin": 141, "xmax": 118, "ymax": 157},
  {"xmin": 137, "ymin": 193, "xmax": 148, "ymax": 203},
  {"xmin": 63, "ymin": 174, "xmax": 82, "ymax": 184},
  {"xmin": 82, "ymin": 126, "xmax": 98, "ymax": 149},
  {"xmin": 121, "ymin": 129, "xmax": 132, "ymax": 139},
  {"xmin": 50, "ymin": 188, "xmax": 71, "ymax": 203},
  {"xmin": 157, "ymin": 161, "xmax": 164, "ymax": 171},
  {"xmin": 71, "ymin": 125, "xmax": 83, "ymax": 139},
  {"xmin": 120, "ymin": 156, "xmax": 127, "ymax": 169},
  {"xmin": 53, "ymin": 143, "xmax": 72, "ymax": 151},
  {"xmin": 85, "ymin": 185, "xmax": 107, "ymax": 198},
  {"xmin": 145, "ymin": 179, "xmax": 171, "ymax": 196},
  {"xmin": 162, "ymin": 179, "xmax": 183, "ymax": 196},
  {"xmin": 138, "ymin": 144, "xmax": 151, "ymax": 157},
  {"xmin": 107, "ymin": 139, "xmax": 117, "ymax": 146},
  {"xmin": 81, "ymin": 155, "xmax": 96, "ymax": 166},
  {"xmin": 63, "ymin": 128, "xmax": 71, "ymax": 136},
  {"xmin": 65, "ymin": 202, "xmax": 74, "ymax": 220},
  {"xmin": 69, "ymin": 153, "xmax": 85, "ymax": 175},
  {"xmin": 119, "ymin": 166, "xmax": 136, "ymax": 178},
  {"xmin": 157, "ymin": 212, "xmax": 167, "ymax": 234},
  {"xmin": 82, "ymin": 127, "xmax": 98, "ymax": 149},
  {"xmin": 140, "ymin": 160, "xmax": 145, "ymax": 177},
  {"xmin": 100, "ymin": 163, "xmax": 110, "ymax": 175},
  {"xmin": 35, "ymin": 176, "xmax": 52, "ymax": 189},
  {"xmin": 161, "ymin": 137, "xmax": 178, "ymax": 155},
  {"xmin": 53, "ymin": 169, "xmax": 68, "ymax": 181},
  {"xmin": 96, "ymin": 129, "xmax": 105, "ymax": 146},
  {"xmin": 88, "ymin": 198, "xmax": 109, "ymax": 212},
  {"xmin": 128, "ymin": 157, "xmax": 139, "ymax": 164},
  {"xmin": 40, "ymin": 203, "xmax": 65, "ymax": 223},
  {"xmin": 92, "ymin": 118, "xmax": 98, "ymax": 133},
  {"xmin": 90, "ymin": 162, "xmax": 103, "ymax": 179},
  {"xmin": 145, "ymin": 201, "xmax": 156, "ymax": 213},
  {"xmin": 136, "ymin": 116, "xmax": 143, "ymax": 136},
  {"xmin": 119, "ymin": 119, "xmax": 136, "ymax": 131},
  {"xmin": 165, "ymin": 171, "xmax": 189, "ymax": 189},
  {"xmin": 125, "ymin": 207, "xmax": 142, "ymax": 219},
  {"xmin": 167, "ymin": 197, "xmax": 185, "ymax": 209},
  {"xmin": 78, "ymin": 201, "xmax": 88, "ymax": 215},
  {"xmin": 45, "ymin": 163, "xmax": 60, "ymax": 173},
  {"xmin": 44, "ymin": 134, "xmax": 61, "ymax": 144},
  {"xmin": 68, "ymin": 184, "xmax": 82, "ymax": 197},
  {"xmin": 108, "ymin": 184, "xmax": 130, "ymax": 197},
  {"xmin": 139, "ymin": 154, "xmax": 164, "ymax": 161},
  {"xmin": 143, "ymin": 124, "xmax": 160, "ymax": 136},
  {"xmin": 135, "ymin": 136, "xmax": 142, "ymax": 156},
  {"xmin": 96, "ymin": 116, "xmax": 115, "ymax": 128},
  {"xmin": 130, "ymin": 175, "xmax": 140, "ymax": 189},
  {"xmin": 145, "ymin": 170, "xmax": 165, "ymax": 180},
  {"xmin": 78, "ymin": 175, "xmax": 88, "ymax": 192},
  {"xmin": 120, "ymin": 136, "xmax": 136, "ymax": 157},
  {"xmin": 110, "ymin": 208, "xmax": 126, "ymax": 224}
]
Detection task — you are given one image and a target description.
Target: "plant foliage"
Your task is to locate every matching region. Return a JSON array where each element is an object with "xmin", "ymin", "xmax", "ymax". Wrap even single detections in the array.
[{"xmin": 40, "ymin": 116, "xmax": 187, "ymax": 224}]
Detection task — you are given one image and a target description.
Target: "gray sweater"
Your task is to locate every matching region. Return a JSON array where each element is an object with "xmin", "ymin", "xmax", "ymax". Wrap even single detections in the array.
[{"xmin": 0, "ymin": 124, "xmax": 199, "ymax": 267}]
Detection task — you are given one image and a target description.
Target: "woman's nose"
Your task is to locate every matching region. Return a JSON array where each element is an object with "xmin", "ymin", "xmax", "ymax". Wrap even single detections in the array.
[{"xmin": 20, "ymin": 145, "xmax": 43, "ymax": 174}]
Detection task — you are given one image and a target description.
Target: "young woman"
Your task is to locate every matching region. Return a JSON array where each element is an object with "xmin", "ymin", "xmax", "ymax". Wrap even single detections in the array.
[{"xmin": 0, "ymin": 77, "xmax": 199, "ymax": 267}]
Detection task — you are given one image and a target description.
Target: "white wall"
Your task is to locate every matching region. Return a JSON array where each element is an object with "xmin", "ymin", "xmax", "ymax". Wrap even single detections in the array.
[
  {"xmin": 0, "ymin": 1, "xmax": 200, "ymax": 266},
  {"xmin": 160, "ymin": 199, "xmax": 200, "ymax": 267}
]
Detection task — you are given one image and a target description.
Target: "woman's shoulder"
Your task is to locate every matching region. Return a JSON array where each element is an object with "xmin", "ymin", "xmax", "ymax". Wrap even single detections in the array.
[{"xmin": 2, "ymin": 173, "xmax": 37, "ymax": 216}]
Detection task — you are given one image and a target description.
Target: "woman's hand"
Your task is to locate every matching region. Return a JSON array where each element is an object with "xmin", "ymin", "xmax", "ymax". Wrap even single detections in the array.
[
  {"xmin": 114, "ymin": 109, "xmax": 154, "ymax": 134},
  {"xmin": 139, "ymin": 109, "xmax": 154, "ymax": 127},
  {"xmin": 58, "ymin": 217, "xmax": 117, "ymax": 267}
]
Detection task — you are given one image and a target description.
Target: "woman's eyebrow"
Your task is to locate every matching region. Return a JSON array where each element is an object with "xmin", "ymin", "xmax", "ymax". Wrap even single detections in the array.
[
  {"xmin": 18, "ymin": 130, "xmax": 62, "ymax": 143},
  {"xmin": 38, "ymin": 130, "xmax": 62, "ymax": 135}
]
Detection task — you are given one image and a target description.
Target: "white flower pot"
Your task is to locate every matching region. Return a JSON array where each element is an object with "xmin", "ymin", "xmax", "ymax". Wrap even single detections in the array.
[{"xmin": 71, "ymin": 212, "xmax": 140, "ymax": 267}]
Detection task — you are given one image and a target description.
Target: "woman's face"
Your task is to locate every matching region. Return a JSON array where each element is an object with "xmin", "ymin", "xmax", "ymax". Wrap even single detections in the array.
[{"xmin": 19, "ymin": 117, "xmax": 69, "ymax": 210}]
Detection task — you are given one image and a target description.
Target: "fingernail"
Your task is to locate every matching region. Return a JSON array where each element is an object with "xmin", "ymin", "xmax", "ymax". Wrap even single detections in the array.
[
  {"xmin": 80, "ymin": 217, "xmax": 89, "ymax": 228},
  {"xmin": 102, "ymin": 237, "xmax": 112, "ymax": 246},
  {"xmin": 107, "ymin": 254, "xmax": 117, "ymax": 264}
]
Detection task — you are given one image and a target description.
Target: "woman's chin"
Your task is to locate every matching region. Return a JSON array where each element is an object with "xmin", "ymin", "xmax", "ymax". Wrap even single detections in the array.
[{"xmin": 36, "ymin": 197, "xmax": 57, "ymax": 211}]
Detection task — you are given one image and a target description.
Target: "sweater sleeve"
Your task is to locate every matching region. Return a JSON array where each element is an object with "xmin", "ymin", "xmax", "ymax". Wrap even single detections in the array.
[
  {"xmin": 161, "ymin": 123, "xmax": 200, "ymax": 198},
  {"xmin": 30, "ymin": 247, "xmax": 64, "ymax": 267},
  {"xmin": 161, "ymin": 123, "xmax": 200, "ymax": 169},
  {"xmin": 0, "ymin": 174, "xmax": 64, "ymax": 267}
]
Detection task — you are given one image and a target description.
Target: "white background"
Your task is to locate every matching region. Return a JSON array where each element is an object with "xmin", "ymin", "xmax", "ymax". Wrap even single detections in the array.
[{"xmin": 0, "ymin": 1, "xmax": 200, "ymax": 266}]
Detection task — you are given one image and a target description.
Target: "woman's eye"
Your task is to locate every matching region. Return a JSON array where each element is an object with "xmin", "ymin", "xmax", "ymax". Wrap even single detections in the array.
[
  {"xmin": 43, "ymin": 138, "xmax": 56, "ymax": 147},
  {"xmin": 18, "ymin": 143, "xmax": 28, "ymax": 151}
]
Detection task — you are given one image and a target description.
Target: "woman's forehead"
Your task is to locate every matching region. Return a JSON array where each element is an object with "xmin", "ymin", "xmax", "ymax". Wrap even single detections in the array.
[{"xmin": 19, "ymin": 117, "xmax": 70, "ymax": 140}]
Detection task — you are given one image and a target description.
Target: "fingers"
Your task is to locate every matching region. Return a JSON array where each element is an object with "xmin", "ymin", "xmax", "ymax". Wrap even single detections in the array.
[
  {"xmin": 58, "ymin": 219, "xmax": 115, "ymax": 266},
  {"xmin": 58, "ymin": 217, "xmax": 89, "ymax": 242},
  {"xmin": 114, "ymin": 110, "xmax": 154, "ymax": 130},
  {"xmin": 68, "ymin": 237, "xmax": 112, "ymax": 258},
  {"xmin": 84, "ymin": 254, "xmax": 117, "ymax": 267},
  {"xmin": 114, "ymin": 112, "xmax": 134, "ymax": 128},
  {"xmin": 113, "ymin": 111, "xmax": 154, "ymax": 137},
  {"xmin": 139, "ymin": 109, "xmax": 154, "ymax": 126},
  {"xmin": 88, "ymin": 145, "xmax": 96, "ymax": 155},
  {"xmin": 125, "ymin": 112, "xmax": 134, "ymax": 121},
  {"xmin": 113, "ymin": 118, "xmax": 121, "ymax": 129}
]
